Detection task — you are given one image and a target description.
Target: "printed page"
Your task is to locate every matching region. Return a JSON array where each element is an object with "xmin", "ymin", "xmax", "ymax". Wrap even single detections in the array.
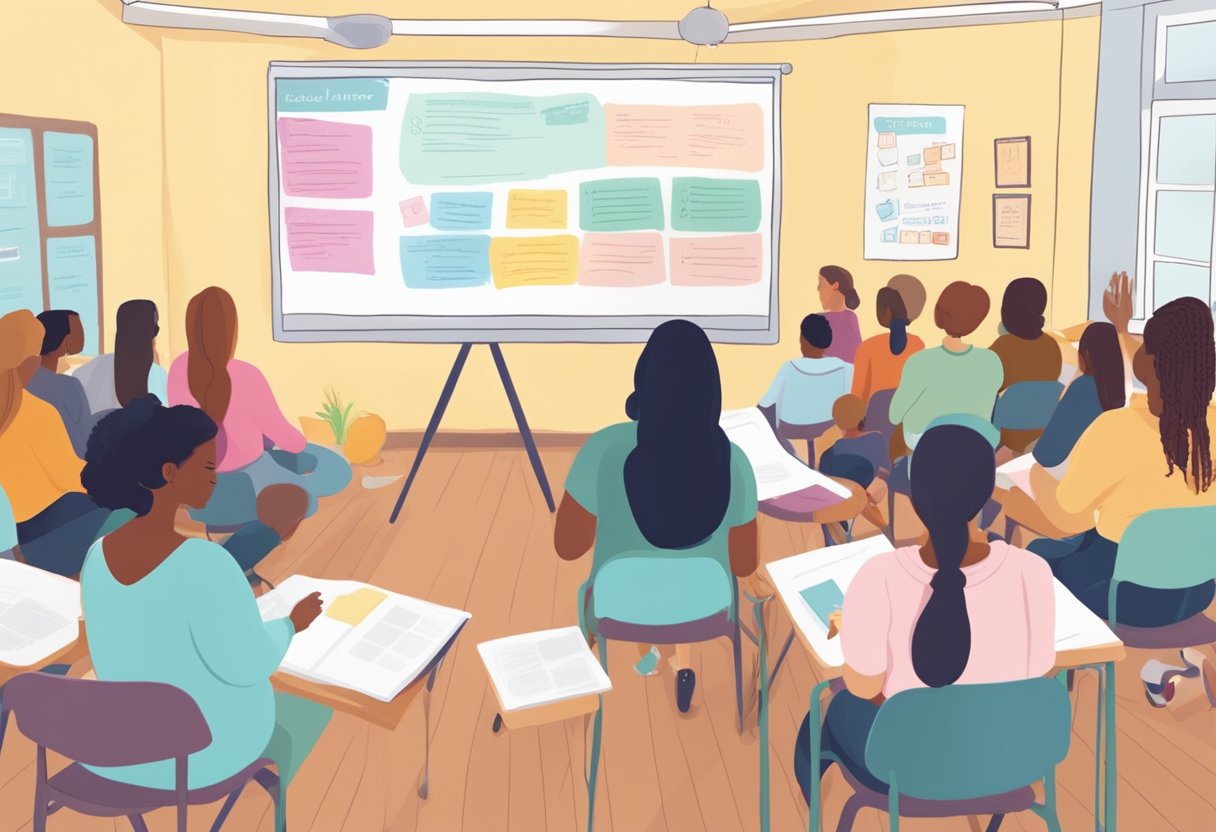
[
  {"xmin": 478, "ymin": 626, "xmax": 612, "ymax": 712},
  {"xmin": 0, "ymin": 560, "xmax": 81, "ymax": 667},
  {"xmin": 720, "ymin": 408, "xmax": 852, "ymax": 501},
  {"xmin": 995, "ymin": 453, "xmax": 1037, "ymax": 497}
]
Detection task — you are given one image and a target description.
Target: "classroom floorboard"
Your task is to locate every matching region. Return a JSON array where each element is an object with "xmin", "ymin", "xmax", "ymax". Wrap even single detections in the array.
[{"xmin": 2, "ymin": 445, "xmax": 1215, "ymax": 831}]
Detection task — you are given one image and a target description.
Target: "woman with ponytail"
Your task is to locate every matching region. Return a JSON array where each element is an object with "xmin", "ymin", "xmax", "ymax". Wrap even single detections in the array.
[
  {"xmin": 851, "ymin": 277, "xmax": 927, "ymax": 405},
  {"xmin": 167, "ymin": 287, "xmax": 351, "ymax": 557},
  {"xmin": 793, "ymin": 424, "xmax": 1055, "ymax": 799},
  {"xmin": 75, "ymin": 299, "xmax": 169, "ymax": 414},
  {"xmin": 1027, "ymin": 280, "xmax": 1216, "ymax": 626},
  {"xmin": 554, "ymin": 320, "xmax": 759, "ymax": 714},
  {"xmin": 817, "ymin": 265, "xmax": 863, "ymax": 363},
  {"xmin": 990, "ymin": 277, "xmax": 1063, "ymax": 452}
]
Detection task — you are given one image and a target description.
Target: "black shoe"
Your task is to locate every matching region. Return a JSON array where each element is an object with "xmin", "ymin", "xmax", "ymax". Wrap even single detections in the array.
[{"xmin": 677, "ymin": 669, "xmax": 696, "ymax": 713}]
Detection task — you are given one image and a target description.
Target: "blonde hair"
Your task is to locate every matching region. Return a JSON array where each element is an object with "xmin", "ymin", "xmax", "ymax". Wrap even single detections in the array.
[
  {"xmin": 185, "ymin": 287, "xmax": 239, "ymax": 423},
  {"xmin": 0, "ymin": 310, "xmax": 45, "ymax": 433}
]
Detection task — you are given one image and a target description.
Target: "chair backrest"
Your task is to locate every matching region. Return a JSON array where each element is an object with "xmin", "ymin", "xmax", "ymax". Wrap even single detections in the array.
[
  {"xmin": 0, "ymin": 482, "xmax": 17, "ymax": 557},
  {"xmin": 592, "ymin": 554, "xmax": 734, "ymax": 627},
  {"xmin": 864, "ymin": 388, "xmax": 898, "ymax": 445},
  {"xmin": 992, "ymin": 381, "xmax": 1065, "ymax": 431},
  {"xmin": 923, "ymin": 413, "xmax": 1000, "ymax": 449},
  {"xmin": 4, "ymin": 673, "xmax": 212, "ymax": 767},
  {"xmin": 865, "ymin": 678, "xmax": 1070, "ymax": 801},
  {"xmin": 1114, "ymin": 506, "xmax": 1216, "ymax": 592}
]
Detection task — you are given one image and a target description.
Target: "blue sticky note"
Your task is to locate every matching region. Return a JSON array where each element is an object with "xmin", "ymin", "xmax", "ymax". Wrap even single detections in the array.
[
  {"xmin": 430, "ymin": 192, "xmax": 493, "ymax": 230},
  {"xmin": 799, "ymin": 580, "xmax": 844, "ymax": 629},
  {"xmin": 0, "ymin": 127, "xmax": 44, "ymax": 317},
  {"xmin": 46, "ymin": 235, "xmax": 99, "ymax": 355},
  {"xmin": 277, "ymin": 78, "xmax": 389, "ymax": 112},
  {"xmin": 400, "ymin": 235, "xmax": 491, "ymax": 288},
  {"xmin": 43, "ymin": 132, "xmax": 94, "ymax": 227},
  {"xmin": 881, "ymin": 226, "xmax": 898, "ymax": 243},
  {"xmin": 907, "ymin": 153, "xmax": 922, "ymax": 166},
  {"xmin": 875, "ymin": 199, "xmax": 899, "ymax": 222}
]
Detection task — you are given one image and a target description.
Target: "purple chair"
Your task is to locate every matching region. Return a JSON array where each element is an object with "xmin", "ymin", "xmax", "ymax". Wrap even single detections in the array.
[{"xmin": 2, "ymin": 673, "xmax": 282, "ymax": 832}]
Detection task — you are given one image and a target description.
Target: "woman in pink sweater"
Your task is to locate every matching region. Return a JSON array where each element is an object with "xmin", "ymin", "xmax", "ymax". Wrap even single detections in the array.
[
  {"xmin": 793, "ymin": 423, "xmax": 1055, "ymax": 799},
  {"xmin": 167, "ymin": 288, "xmax": 351, "ymax": 570}
]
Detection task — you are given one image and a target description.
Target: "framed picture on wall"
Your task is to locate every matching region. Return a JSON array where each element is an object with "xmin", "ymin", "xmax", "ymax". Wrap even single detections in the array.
[
  {"xmin": 994, "ymin": 136, "xmax": 1031, "ymax": 188},
  {"xmin": 993, "ymin": 194, "xmax": 1031, "ymax": 249}
]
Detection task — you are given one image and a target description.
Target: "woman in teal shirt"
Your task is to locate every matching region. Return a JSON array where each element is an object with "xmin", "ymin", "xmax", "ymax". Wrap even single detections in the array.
[
  {"xmin": 555, "ymin": 320, "xmax": 759, "ymax": 713},
  {"xmin": 79, "ymin": 397, "xmax": 329, "ymax": 828}
]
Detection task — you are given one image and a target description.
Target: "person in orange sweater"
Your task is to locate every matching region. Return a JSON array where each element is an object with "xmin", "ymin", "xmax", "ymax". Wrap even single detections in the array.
[{"xmin": 851, "ymin": 275, "xmax": 926, "ymax": 405}]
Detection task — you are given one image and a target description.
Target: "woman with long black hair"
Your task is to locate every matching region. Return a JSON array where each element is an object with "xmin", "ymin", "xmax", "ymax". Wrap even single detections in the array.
[
  {"xmin": 554, "ymin": 320, "xmax": 759, "ymax": 713},
  {"xmin": 74, "ymin": 299, "xmax": 169, "ymax": 414},
  {"xmin": 793, "ymin": 424, "xmax": 1055, "ymax": 798}
]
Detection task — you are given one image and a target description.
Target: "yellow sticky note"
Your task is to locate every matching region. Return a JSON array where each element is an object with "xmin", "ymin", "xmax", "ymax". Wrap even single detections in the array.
[
  {"xmin": 506, "ymin": 190, "xmax": 568, "ymax": 229},
  {"xmin": 325, "ymin": 588, "xmax": 387, "ymax": 625},
  {"xmin": 491, "ymin": 236, "xmax": 579, "ymax": 288}
]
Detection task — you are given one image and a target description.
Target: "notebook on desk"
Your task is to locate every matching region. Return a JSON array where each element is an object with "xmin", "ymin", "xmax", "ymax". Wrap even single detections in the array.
[
  {"xmin": 765, "ymin": 535, "xmax": 1120, "ymax": 673},
  {"xmin": 478, "ymin": 627, "xmax": 612, "ymax": 712},
  {"xmin": 258, "ymin": 575, "xmax": 471, "ymax": 703},
  {"xmin": 720, "ymin": 407, "xmax": 852, "ymax": 505},
  {"xmin": 0, "ymin": 560, "xmax": 81, "ymax": 668}
]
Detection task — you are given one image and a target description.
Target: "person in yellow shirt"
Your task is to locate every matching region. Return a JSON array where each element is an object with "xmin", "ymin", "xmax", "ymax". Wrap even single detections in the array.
[
  {"xmin": 1027, "ymin": 291, "xmax": 1216, "ymax": 626},
  {"xmin": 0, "ymin": 310, "xmax": 118, "ymax": 575}
]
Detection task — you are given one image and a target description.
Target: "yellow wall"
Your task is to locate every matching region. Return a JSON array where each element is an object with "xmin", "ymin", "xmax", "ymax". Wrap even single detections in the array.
[{"xmin": 3, "ymin": 1, "xmax": 1100, "ymax": 432}]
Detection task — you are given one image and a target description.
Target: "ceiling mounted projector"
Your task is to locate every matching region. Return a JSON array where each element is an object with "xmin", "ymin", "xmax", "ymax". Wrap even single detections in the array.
[{"xmin": 678, "ymin": 6, "xmax": 731, "ymax": 46}]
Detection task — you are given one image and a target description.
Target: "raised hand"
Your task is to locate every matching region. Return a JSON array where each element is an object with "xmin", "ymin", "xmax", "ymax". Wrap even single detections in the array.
[{"xmin": 1102, "ymin": 270, "xmax": 1134, "ymax": 333}]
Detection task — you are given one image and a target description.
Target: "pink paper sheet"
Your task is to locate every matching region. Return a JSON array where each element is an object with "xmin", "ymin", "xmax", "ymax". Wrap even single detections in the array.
[
  {"xmin": 285, "ymin": 207, "xmax": 374, "ymax": 274},
  {"xmin": 578, "ymin": 232, "xmax": 665, "ymax": 286},
  {"xmin": 669, "ymin": 234, "xmax": 763, "ymax": 287},
  {"xmin": 605, "ymin": 104, "xmax": 764, "ymax": 172},
  {"xmin": 277, "ymin": 117, "xmax": 373, "ymax": 199}
]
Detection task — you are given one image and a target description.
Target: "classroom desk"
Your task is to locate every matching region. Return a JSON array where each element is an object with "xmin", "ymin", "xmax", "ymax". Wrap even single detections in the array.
[
  {"xmin": 0, "ymin": 622, "xmax": 89, "ymax": 688},
  {"xmin": 763, "ymin": 538, "xmax": 1126, "ymax": 832}
]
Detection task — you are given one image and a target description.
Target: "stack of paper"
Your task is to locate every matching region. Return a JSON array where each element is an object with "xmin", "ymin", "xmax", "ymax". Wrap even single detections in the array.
[
  {"xmin": 478, "ymin": 627, "xmax": 612, "ymax": 712},
  {"xmin": 258, "ymin": 575, "xmax": 470, "ymax": 703},
  {"xmin": 720, "ymin": 407, "xmax": 852, "ymax": 504},
  {"xmin": 995, "ymin": 453, "xmax": 1037, "ymax": 497},
  {"xmin": 0, "ymin": 560, "xmax": 81, "ymax": 667}
]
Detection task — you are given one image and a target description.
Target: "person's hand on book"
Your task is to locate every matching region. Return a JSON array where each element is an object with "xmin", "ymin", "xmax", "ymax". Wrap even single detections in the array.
[
  {"xmin": 826, "ymin": 609, "xmax": 842, "ymax": 640},
  {"xmin": 290, "ymin": 591, "xmax": 323, "ymax": 633}
]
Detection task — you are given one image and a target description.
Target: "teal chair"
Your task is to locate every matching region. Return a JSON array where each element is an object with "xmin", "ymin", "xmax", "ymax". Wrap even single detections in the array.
[
  {"xmin": 0, "ymin": 483, "xmax": 17, "ymax": 561},
  {"xmin": 992, "ymin": 381, "xmax": 1065, "ymax": 435},
  {"xmin": 1088, "ymin": 506, "xmax": 1216, "ymax": 832},
  {"xmin": 578, "ymin": 553, "xmax": 745, "ymax": 832},
  {"xmin": 887, "ymin": 414, "xmax": 1000, "ymax": 541},
  {"xmin": 806, "ymin": 678, "xmax": 1070, "ymax": 832}
]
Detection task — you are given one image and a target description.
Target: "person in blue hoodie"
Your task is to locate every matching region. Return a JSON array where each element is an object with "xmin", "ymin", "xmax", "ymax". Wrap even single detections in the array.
[{"xmin": 759, "ymin": 313, "xmax": 854, "ymax": 466}]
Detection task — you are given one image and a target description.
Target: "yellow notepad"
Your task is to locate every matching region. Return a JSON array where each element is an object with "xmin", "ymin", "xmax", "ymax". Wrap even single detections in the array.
[{"xmin": 325, "ymin": 588, "xmax": 387, "ymax": 625}]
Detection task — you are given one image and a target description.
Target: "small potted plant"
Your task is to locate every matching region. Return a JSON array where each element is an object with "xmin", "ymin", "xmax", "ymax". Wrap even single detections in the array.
[{"xmin": 300, "ymin": 389, "xmax": 387, "ymax": 465}]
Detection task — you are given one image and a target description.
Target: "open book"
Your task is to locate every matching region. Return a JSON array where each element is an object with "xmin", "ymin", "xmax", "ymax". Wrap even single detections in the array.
[
  {"xmin": 257, "ymin": 575, "xmax": 470, "ymax": 703},
  {"xmin": 478, "ymin": 627, "xmax": 611, "ymax": 712},
  {"xmin": 0, "ymin": 560, "xmax": 81, "ymax": 667},
  {"xmin": 720, "ymin": 407, "xmax": 852, "ymax": 504},
  {"xmin": 765, "ymin": 535, "xmax": 1120, "ymax": 672}
]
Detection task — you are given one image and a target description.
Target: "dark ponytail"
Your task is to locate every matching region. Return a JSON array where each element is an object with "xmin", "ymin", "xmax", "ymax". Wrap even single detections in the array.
[
  {"xmin": 908, "ymin": 425, "xmax": 996, "ymax": 687},
  {"xmin": 876, "ymin": 286, "xmax": 909, "ymax": 356}
]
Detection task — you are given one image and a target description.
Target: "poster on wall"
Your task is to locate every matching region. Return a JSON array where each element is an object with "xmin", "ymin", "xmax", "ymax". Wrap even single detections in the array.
[{"xmin": 863, "ymin": 104, "xmax": 964, "ymax": 261}]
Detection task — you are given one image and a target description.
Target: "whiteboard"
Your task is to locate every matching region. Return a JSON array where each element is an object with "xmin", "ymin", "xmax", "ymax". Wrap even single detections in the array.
[{"xmin": 268, "ymin": 62, "xmax": 787, "ymax": 344}]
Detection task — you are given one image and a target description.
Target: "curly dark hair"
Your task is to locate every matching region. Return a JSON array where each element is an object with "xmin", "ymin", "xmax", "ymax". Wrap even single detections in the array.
[
  {"xmin": 1143, "ymin": 297, "xmax": 1214, "ymax": 493},
  {"xmin": 82, "ymin": 396, "xmax": 219, "ymax": 515}
]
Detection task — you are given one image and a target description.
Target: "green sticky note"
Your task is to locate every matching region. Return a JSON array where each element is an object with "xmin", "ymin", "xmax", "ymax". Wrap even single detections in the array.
[
  {"xmin": 799, "ymin": 580, "xmax": 844, "ymax": 629},
  {"xmin": 671, "ymin": 177, "xmax": 762, "ymax": 233},
  {"xmin": 579, "ymin": 178, "xmax": 664, "ymax": 232}
]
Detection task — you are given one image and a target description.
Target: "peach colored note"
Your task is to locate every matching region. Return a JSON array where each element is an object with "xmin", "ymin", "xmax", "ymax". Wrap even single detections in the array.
[
  {"xmin": 605, "ymin": 104, "xmax": 764, "ymax": 172},
  {"xmin": 669, "ymin": 234, "xmax": 763, "ymax": 287},
  {"xmin": 579, "ymin": 232, "xmax": 665, "ymax": 287}
]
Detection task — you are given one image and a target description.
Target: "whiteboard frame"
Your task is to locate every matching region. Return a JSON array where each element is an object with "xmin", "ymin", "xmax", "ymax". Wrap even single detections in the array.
[{"xmin": 267, "ymin": 61, "xmax": 789, "ymax": 344}]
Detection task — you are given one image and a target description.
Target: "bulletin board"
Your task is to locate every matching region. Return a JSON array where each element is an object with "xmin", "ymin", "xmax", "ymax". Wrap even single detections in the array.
[{"xmin": 0, "ymin": 114, "xmax": 103, "ymax": 354}]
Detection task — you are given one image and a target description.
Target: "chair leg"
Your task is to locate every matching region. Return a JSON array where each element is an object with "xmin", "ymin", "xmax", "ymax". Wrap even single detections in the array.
[
  {"xmin": 985, "ymin": 814, "xmax": 1005, "ymax": 832},
  {"xmin": 0, "ymin": 704, "xmax": 8, "ymax": 757},
  {"xmin": 127, "ymin": 816, "xmax": 151, "ymax": 832},
  {"xmin": 732, "ymin": 623, "xmax": 745, "ymax": 734},
  {"xmin": 33, "ymin": 749, "xmax": 49, "ymax": 832},
  {"xmin": 887, "ymin": 487, "xmax": 896, "ymax": 542},
  {"xmin": 209, "ymin": 784, "xmax": 247, "ymax": 832},
  {"xmin": 835, "ymin": 794, "xmax": 864, "ymax": 832}
]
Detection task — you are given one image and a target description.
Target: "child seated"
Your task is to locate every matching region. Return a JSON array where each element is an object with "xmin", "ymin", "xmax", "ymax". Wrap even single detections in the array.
[
  {"xmin": 759, "ymin": 314, "xmax": 853, "ymax": 466},
  {"xmin": 820, "ymin": 395, "xmax": 891, "ymax": 529}
]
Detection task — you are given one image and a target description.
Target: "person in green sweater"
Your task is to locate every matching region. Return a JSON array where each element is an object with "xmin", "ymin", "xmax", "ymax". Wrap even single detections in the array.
[{"xmin": 889, "ymin": 281, "xmax": 1002, "ymax": 450}]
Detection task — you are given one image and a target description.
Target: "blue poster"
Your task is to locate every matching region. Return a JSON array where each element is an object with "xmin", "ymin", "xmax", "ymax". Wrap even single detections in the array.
[
  {"xmin": 43, "ymin": 132, "xmax": 94, "ymax": 227},
  {"xmin": 0, "ymin": 127, "xmax": 44, "ymax": 317},
  {"xmin": 47, "ymin": 235, "xmax": 99, "ymax": 355}
]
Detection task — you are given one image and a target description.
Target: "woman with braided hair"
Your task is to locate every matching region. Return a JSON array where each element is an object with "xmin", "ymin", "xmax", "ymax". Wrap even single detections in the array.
[{"xmin": 1027, "ymin": 277, "xmax": 1216, "ymax": 626}]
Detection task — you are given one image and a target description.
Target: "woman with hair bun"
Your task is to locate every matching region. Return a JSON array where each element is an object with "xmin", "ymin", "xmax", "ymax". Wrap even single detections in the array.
[
  {"xmin": 990, "ymin": 277, "xmax": 1063, "ymax": 452},
  {"xmin": 80, "ymin": 396, "xmax": 330, "ymax": 824},
  {"xmin": 817, "ymin": 265, "xmax": 863, "ymax": 363}
]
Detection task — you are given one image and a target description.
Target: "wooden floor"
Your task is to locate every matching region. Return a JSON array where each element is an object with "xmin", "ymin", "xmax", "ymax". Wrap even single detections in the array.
[{"xmin": 3, "ymin": 446, "xmax": 1216, "ymax": 831}]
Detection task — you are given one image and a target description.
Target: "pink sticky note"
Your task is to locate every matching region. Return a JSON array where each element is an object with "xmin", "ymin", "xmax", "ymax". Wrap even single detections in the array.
[
  {"xmin": 604, "ymin": 104, "xmax": 764, "ymax": 172},
  {"xmin": 399, "ymin": 197, "xmax": 429, "ymax": 227},
  {"xmin": 578, "ymin": 232, "xmax": 665, "ymax": 287},
  {"xmin": 669, "ymin": 234, "xmax": 763, "ymax": 287},
  {"xmin": 277, "ymin": 118, "xmax": 372, "ymax": 199},
  {"xmin": 285, "ymin": 207, "xmax": 374, "ymax": 275}
]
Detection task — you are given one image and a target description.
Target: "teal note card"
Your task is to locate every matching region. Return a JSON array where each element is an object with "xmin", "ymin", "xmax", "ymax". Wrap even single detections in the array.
[
  {"xmin": 0, "ymin": 127, "xmax": 44, "ymax": 317},
  {"xmin": 430, "ymin": 192, "xmax": 493, "ymax": 230},
  {"xmin": 799, "ymin": 580, "xmax": 844, "ymax": 629},
  {"xmin": 400, "ymin": 235, "xmax": 491, "ymax": 288},
  {"xmin": 873, "ymin": 116, "xmax": 947, "ymax": 135},
  {"xmin": 580, "ymin": 178, "xmax": 664, "ymax": 232},
  {"xmin": 401, "ymin": 92, "xmax": 605, "ymax": 185},
  {"xmin": 47, "ymin": 236, "xmax": 99, "ymax": 355},
  {"xmin": 277, "ymin": 78, "xmax": 389, "ymax": 112},
  {"xmin": 43, "ymin": 132, "xmax": 94, "ymax": 227},
  {"xmin": 671, "ymin": 177, "xmax": 762, "ymax": 233}
]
